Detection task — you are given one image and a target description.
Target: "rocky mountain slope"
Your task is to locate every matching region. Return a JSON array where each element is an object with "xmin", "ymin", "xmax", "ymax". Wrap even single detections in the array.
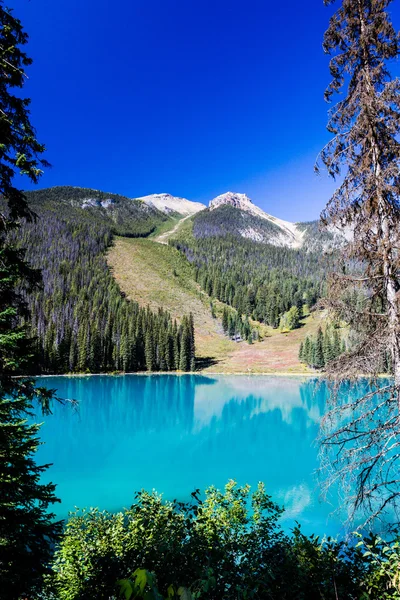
[
  {"xmin": 140, "ymin": 193, "xmax": 206, "ymax": 216},
  {"xmin": 25, "ymin": 186, "xmax": 342, "ymax": 250},
  {"xmin": 209, "ymin": 192, "xmax": 305, "ymax": 248}
]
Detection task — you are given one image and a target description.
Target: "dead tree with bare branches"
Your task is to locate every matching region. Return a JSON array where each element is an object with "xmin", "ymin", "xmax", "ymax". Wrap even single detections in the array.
[{"xmin": 317, "ymin": 0, "xmax": 400, "ymax": 527}]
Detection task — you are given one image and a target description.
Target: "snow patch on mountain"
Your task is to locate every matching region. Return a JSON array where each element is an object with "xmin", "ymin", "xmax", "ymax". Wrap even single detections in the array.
[
  {"xmin": 139, "ymin": 193, "xmax": 206, "ymax": 216},
  {"xmin": 209, "ymin": 192, "xmax": 305, "ymax": 248}
]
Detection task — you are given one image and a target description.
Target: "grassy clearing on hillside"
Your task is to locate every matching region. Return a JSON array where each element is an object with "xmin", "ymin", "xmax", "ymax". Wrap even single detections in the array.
[
  {"xmin": 107, "ymin": 237, "xmax": 235, "ymax": 364},
  {"xmin": 155, "ymin": 213, "xmax": 195, "ymax": 245},
  {"xmin": 107, "ymin": 236, "xmax": 323, "ymax": 373},
  {"xmin": 148, "ymin": 215, "xmax": 181, "ymax": 240}
]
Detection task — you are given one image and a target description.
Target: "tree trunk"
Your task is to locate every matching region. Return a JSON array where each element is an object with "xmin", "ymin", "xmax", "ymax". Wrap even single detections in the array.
[
  {"xmin": 358, "ymin": 0, "xmax": 400, "ymax": 388},
  {"xmin": 376, "ymin": 179, "xmax": 400, "ymax": 388}
]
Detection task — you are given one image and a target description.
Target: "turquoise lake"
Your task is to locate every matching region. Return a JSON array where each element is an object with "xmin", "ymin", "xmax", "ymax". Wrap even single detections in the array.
[{"xmin": 33, "ymin": 374, "xmax": 347, "ymax": 536}]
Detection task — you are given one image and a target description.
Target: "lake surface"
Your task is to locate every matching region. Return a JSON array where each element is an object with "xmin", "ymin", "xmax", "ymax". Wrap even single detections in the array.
[{"xmin": 33, "ymin": 374, "xmax": 346, "ymax": 536}]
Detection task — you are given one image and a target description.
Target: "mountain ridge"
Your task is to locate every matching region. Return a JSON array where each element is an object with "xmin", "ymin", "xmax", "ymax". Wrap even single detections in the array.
[
  {"xmin": 23, "ymin": 185, "xmax": 343, "ymax": 251},
  {"xmin": 209, "ymin": 191, "xmax": 305, "ymax": 248},
  {"xmin": 139, "ymin": 193, "xmax": 206, "ymax": 216}
]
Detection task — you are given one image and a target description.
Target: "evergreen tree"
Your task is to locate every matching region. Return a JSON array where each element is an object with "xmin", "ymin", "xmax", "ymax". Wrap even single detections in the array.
[
  {"xmin": 179, "ymin": 317, "xmax": 191, "ymax": 372},
  {"xmin": 286, "ymin": 306, "xmax": 300, "ymax": 330},
  {"xmin": 298, "ymin": 341, "xmax": 304, "ymax": 362},
  {"xmin": 228, "ymin": 315, "xmax": 236, "ymax": 339},
  {"xmin": 302, "ymin": 337, "xmax": 310, "ymax": 365},
  {"xmin": 222, "ymin": 307, "xmax": 229, "ymax": 334},
  {"xmin": 313, "ymin": 328, "xmax": 325, "ymax": 369},
  {"xmin": 145, "ymin": 329, "xmax": 155, "ymax": 372},
  {"xmin": 318, "ymin": 0, "xmax": 400, "ymax": 522},
  {"xmin": 189, "ymin": 312, "xmax": 195, "ymax": 367},
  {"xmin": 323, "ymin": 330, "xmax": 334, "ymax": 364},
  {"xmin": 319, "ymin": 0, "xmax": 400, "ymax": 385},
  {"xmin": 173, "ymin": 320, "xmax": 180, "ymax": 370},
  {"xmin": 165, "ymin": 325, "xmax": 173, "ymax": 371},
  {"xmin": 0, "ymin": 392, "xmax": 62, "ymax": 598},
  {"xmin": 158, "ymin": 327, "xmax": 167, "ymax": 371},
  {"xmin": 332, "ymin": 330, "xmax": 341, "ymax": 359},
  {"xmin": 0, "ymin": 3, "xmax": 61, "ymax": 595}
]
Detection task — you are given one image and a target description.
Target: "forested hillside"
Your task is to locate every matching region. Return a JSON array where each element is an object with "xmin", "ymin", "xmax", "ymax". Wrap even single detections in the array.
[
  {"xmin": 192, "ymin": 204, "xmax": 284, "ymax": 242},
  {"xmin": 13, "ymin": 187, "xmax": 195, "ymax": 373},
  {"xmin": 13, "ymin": 186, "xmax": 340, "ymax": 374},
  {"xmin": 26, "ymin": 186, "xmax": 169, "ymax": 236},
  {"xmin": 170, "ymin": 209, "xmax": 333, "ymax": 327},
  {"xmin": 296, "ymin": 220, "xmax": 344, "ymax": 253}
]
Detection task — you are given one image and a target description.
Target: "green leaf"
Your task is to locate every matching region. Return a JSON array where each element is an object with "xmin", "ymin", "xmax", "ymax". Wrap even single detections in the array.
[
  {"xmin": 177, "ymin": 587, "xmax": 194, "ymax": 600},
  {"xmin": 167, "ymin": 584, "xmax": 175, "ymax": 598},
  {"xmin": 117, "ymin": 578, "xmax": 134, "ymax": 599},
  {"xmin": 133, "ymin": 568, "xmax": 152, "ymax": 594}
]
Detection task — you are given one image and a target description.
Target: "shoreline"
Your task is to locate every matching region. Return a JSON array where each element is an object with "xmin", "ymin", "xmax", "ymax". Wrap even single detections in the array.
[
  {"xmin": 23, "ymin": 371, "xmax": 319, "ymax": 378},
  {"xmin": 20, "ymin": 371, "xmax": 390, "ymax": 379}
]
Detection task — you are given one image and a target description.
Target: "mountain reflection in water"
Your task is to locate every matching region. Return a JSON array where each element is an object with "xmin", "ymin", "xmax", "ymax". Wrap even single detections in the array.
[{"xmin": 33, "ymin": 375, "xmax": 344, "ymax": 535}]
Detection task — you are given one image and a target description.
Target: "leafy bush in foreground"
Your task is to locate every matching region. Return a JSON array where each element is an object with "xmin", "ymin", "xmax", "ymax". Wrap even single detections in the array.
[{"xmin": 45, "ymin": 481, "xmax": 400, "ymax": 600}]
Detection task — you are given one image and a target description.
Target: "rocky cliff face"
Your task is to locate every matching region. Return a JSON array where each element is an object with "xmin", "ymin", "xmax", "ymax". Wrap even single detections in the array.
[
  {"xmin": 140, "ymin": 193, "xmax": 206, "ymax": 216},
  {"xmin": 209, "ymin": 192, "xmax": 254, "ymax": 211}
]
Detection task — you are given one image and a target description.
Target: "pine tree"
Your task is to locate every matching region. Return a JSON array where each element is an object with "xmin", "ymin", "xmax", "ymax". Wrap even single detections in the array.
[
  {"xmin": 0, "ymin": 393, "xmax": 62, "ymax": 597},
  {"xmin": 323, "ymin": 330, "xmax": 334, "ymax": 364},
  {"xmin": 69, "ymin": 338, "xmax": 76, "ymax": 372},
  {"xmin": 222, "ymin": 307, "xmax": 229, "ymax": 333},
  {"xmin": 120, "ymin": 326, "xmax": 130, "ymax": 372},
  {"xmin": 318, "ymin": 2, "xmax": 400, "ymax": 377},
  {"xmin": 0, "ymin": 3, "xmax": 62, "ymax": 595},
  {"xmin": 179, "ymin": 317, "xmax": 191, "ymax": 372},
  {"xmin": 228, "ymin": 314, "xmax": 236, "ymax": 339},
  {"xmin": 332, "ymin": 330, "xmax": 341, "ymax": 359},
  {"xmin": 158, "ymin": 326, "xmax": 167, "ymax": 371},
  {"xmin": 298, "ymin": 341, "xmax": 304, "ymax": 362},
  {"xmin": 303, "ymin": 337, "xmax": 311, "ymax": 365},
  {"xmin": 286, "ymin": 306, "xmax": 300, "ymax": 330},
  {"xmin": 189, "ymin": 312, "xmax": 195, "ymax": 367},
  {"xmin": 77, "ymin": 324, "xmax": 88, "ymax": 372},
  {"xmin": 313, "ymin": 328, "xmax": 325, "ymax": 369},
  {"xmin": 166, "ymin": 326, "xmax": 173, "ymax": 371},
  {"xmin": 145, "ymin": 329, "xmax": 155, "ymax": 372},
  {"xmin": 173, "ymin": 320, "xmax": 180, "ymax": 369}
]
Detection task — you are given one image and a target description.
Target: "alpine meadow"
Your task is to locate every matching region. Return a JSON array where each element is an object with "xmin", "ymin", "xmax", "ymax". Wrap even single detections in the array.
[{"xmin": 3, "ymin": 0, "xmax": 400, "ymax": 599}]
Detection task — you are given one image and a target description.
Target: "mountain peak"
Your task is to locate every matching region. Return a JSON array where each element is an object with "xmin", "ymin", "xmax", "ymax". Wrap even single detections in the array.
[
  {"xmin": 209, "ymin": 192, "xmax": 253, "ymax": 210},
  {"xmin": 139, "ymin": 193, "xmax": 206, "ymax": 216},
  {"xmin": 209, "ymin": 191, "xmax": 306, "ymax": 249}
]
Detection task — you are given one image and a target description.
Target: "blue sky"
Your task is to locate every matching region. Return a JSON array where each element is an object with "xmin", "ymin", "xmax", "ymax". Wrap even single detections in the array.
[{"xmin": 12, "ymin": 0, "xmax": 400, "ymax": 221}]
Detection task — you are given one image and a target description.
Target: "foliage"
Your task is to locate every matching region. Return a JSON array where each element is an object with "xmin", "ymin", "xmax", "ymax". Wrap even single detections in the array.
[
  {"xmin": 43, "ymin": 480, "xmax": 400, "ymax": 600},
  {"xmin": 355, "ymin": 533, "xmax": 400, "ymax": 599},
  {"xmin": 117, "ymin": 568, "xmax": 194, "ymax": 600},
  {"xmin": 279, "ymin": 305, "xmax": 301, "ymax": 332},
  {"xmin": 299, "ymin": 326, "xmax": 344, "ymax": 369},
  {"xmin": 221, "ymin": 306, "xmax": 254, "ymax": 343},
  {"xmin": 0, "ymin": 387, "xmax": 62, "ymax": 599},
  {"xmin": 0, "ymin": 2, "xmax": 62, "ymax": 596}
]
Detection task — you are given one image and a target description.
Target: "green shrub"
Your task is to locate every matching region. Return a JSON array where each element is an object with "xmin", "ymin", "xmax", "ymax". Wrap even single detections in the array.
[{"xmin": 43, "ymin": 480, "xmax": 400, "ymax": 600}]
